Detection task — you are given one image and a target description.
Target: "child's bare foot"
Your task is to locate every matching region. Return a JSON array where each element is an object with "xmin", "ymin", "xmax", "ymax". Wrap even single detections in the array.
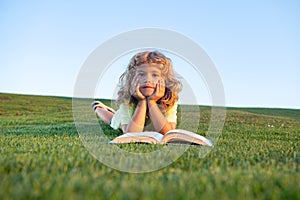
[{"xmin": 92, "ymin": 101, "xmax": 116, "ymax": 114}]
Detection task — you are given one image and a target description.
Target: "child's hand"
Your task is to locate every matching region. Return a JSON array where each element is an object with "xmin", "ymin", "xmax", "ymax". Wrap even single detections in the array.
[
  {"xmin": 130, "ymin": 76, "xmax": 146, "ymax": 100},
  {"xmin": 148, "ymin": 79, "xmax": 165, "ymax": 102}
]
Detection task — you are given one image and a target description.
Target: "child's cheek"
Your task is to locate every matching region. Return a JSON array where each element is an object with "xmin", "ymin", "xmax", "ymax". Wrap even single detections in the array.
[
  {"xmin": 134, "ymin": 76, "xmax": 142, "ymax": 84},
  {"xmin": 153, "ymin": 77, "xmax": 161, "ymax": 84},
  {"xmin": 156, "ymin": 78, "xmax": 165, "ymax": 85}
]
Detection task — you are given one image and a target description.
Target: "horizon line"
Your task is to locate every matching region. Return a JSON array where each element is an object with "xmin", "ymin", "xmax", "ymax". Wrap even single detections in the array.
[{"xmin": 1, "ymin": 91, "xmax": 299, "ymax": 110}]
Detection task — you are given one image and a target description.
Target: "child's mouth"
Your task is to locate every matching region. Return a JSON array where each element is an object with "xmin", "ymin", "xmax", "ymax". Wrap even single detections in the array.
[{"xmin": 142, "ymin": 86, "xmax": 154, "ymax": 89}]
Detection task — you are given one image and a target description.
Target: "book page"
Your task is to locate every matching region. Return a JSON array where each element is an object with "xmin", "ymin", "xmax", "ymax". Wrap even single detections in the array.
[
  {"xmin": 110, "ymin": 132, "xmax": 164, "ymax": 144},
  {"xmin": 162, "ymin": 129, "xmax": 213, "ymax": 146},
  {"xmin": 125, "ymin": 132, "xmax": 164, "ymax": 141}
]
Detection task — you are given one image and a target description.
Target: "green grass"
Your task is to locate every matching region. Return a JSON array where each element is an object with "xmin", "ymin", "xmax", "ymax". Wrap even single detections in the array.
[{"xmin": 0, "ymin": 93, "xmax": 299, "ymax": 200}]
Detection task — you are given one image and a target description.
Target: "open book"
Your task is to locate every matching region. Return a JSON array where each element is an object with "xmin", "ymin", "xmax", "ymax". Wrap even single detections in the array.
[{"xmin": 109, "ymin": 129, "xmax": 214, "ymax": 146}]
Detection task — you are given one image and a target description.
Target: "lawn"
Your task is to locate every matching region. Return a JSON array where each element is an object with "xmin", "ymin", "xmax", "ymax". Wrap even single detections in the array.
[{"xmin": 0, "ymin": 93, "xmax": 299, "ymax": 200}]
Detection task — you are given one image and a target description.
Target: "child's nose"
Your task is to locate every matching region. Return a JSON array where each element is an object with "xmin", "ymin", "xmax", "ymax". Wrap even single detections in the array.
[{"xmin": 144, "ymin": 75, "xmax": 152, "ymax": 83}]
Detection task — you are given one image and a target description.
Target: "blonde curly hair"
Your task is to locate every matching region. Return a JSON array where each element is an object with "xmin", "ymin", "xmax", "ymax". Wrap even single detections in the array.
[{"xmin": 116, "ymin": 50, "xmax": 182, "ymax": 112}]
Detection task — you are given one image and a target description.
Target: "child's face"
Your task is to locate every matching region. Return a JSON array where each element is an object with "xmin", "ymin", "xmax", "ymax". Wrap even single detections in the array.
[{"xmin": 135, "ymin": 63, "xmax": 163, "ymax": 97}]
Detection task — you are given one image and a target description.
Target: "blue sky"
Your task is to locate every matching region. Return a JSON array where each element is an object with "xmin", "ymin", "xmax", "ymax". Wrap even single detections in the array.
[{"xmin": 0, "ymin": 1, "xmax": 299, "ymax": 108}]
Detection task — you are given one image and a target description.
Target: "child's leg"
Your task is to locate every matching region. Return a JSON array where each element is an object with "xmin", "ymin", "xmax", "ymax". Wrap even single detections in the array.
[
  {"xmin": 92, "ymin": 101, "xmax": 115, "ymax": 125},
  {"xmin": 95, "ymin": 108, "xmax": 114, "ymax": 124}
]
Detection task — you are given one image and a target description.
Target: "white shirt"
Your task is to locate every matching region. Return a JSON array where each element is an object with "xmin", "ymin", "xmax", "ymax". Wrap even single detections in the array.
[{"xmin": 110, "ymin": 102, "xmax": 178, "ymax": 130}]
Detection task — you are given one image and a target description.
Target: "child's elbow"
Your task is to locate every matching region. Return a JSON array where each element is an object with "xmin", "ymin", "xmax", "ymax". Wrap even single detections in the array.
[{"xmin": 160, "ymin": 122, "xmax": 176, "ymax": 134}]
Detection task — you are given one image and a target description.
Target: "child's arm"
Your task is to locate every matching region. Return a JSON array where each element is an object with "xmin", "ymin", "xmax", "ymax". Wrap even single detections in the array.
[
  {"xmin": 124, "ymin": 99, "xmax": 147, "ymax": 133},
  {"xmin": 147, "ymin": 79, "xmax": 175, "ymax": 134},
  {"xmin": 124, "ymin": 79, "xmax": 147, "ymax": 133},
  {"xmin": 148, "ymin": 101, "xmax": 176, "ymax": 134}
]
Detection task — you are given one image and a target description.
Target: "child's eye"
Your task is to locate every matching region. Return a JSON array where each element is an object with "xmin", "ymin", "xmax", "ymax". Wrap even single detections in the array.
[
  {"xmin": 137, "ymin": 73, "xmax": 145, "ymax": 77},
  {"xmin": 152, "ymin": 73, "xmax": 159, "ymax": 77}
]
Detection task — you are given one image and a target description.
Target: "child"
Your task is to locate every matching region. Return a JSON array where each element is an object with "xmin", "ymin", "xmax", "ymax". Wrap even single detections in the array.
[{"xmin": 92, "ymin": 50, "xmax": 182, "ymax": 134}]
